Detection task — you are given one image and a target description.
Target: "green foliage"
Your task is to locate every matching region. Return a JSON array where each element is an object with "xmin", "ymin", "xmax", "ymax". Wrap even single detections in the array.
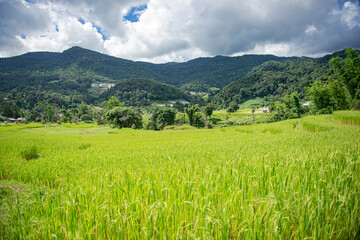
[
  {"xmin": 329, "ymin": 48, "xmax": 360, "ymax": 108},
  {"xmin": 20, "ymin": 146, "xmax": 39, "ymax": 160},
  {"xmin": 270, "ymin": 93, "xmax": 305, "ymax": 121},
  {"xmin": 80, "ymin": 114, "xmax": 92, "ymax": 122},
  {"xmin": 184, "ymin": 104, "xmax": 199, "ymax": 126},
  {"xmin": 102, "ymin": 96, "xmax": 124, "ymax": 111},
  {"xmin": 211, "ymin": 52, "xmax": 348, "ymax": 108},
  {"xmin": 100, "ymin": 78, "xmax": 191, "ymax": 106},
  {"xmin": 44, "ymin": 105, "xmax": 55, "ymax": 123},
  {"xmin": 203, "ymin": 103, "xmax": 214, "ymax": 119},
  {"xmin": 105, "ymin": 107, "xmax": 143, "ymax": 129},
  {"xmin": 149, "ymin": 107, "xmax": 177, "ymax": 130},
  {"xmin": 307, "ymin": 48, "xmax": 359, "ymax": 112},
  {"xmin": 140, "ymin": 54, "xmax": 286, "ymax": 88},
  {"xmin": 226, "ymin": 102, "xmax": 239, "ymax": 113},
  {"xmin": 0, "ymin": 100, "xmax": 21, "ymax": 118}
]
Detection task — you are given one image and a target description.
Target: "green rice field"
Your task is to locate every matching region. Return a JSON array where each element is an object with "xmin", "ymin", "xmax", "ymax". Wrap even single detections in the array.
[{"xmin": 1, "ymin": 112, "xmax": 360, "ymax": 239}]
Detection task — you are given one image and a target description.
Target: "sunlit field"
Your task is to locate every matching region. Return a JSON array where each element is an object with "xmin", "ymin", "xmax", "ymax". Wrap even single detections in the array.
[{"xmin": 1, "ymin": 112, "xmax": 359, "ymax": 239}]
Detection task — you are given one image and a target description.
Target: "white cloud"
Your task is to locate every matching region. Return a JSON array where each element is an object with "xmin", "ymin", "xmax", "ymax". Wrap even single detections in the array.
[{"xmin": 0, "ymin": 0, "xmax": 359, "ymax": 62}]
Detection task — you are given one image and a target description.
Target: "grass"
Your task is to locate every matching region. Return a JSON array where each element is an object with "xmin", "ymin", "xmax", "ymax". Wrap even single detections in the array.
[
  {"xmin": 0, "ymin": 113, "xmax": 359, "ymax": 239},
  {"xmin": 333, "ymin": 110, "xmax": 360, "ymax": 125}
]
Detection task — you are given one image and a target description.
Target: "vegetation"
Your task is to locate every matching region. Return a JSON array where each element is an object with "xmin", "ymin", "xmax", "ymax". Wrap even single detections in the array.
[
  {"xmin": 211, "ymin": 51, "xmax": 350, "ymax": 108},
  {"xmin": 149, "ymin": 107, "xmax": 177, "ymax": 130},
  {"xmin": 139, "ymin": 54, "xmax": 288, "ymax": 88},
  {"xmin": 100, "ymin": 78, "xmax": 191, "ymax": 106},
  {"xmin": 20, "ymin": 146, "xmax": 39, "ymax": 160},
  {"xmin": 333, "ymin": 110, "xmax": 360, "ymax": 125},
  {"xmin": 0, "ymin": 113, "xmax": 359, "ymax": 239},
  {"xmin": 307, "ymin": 48, "xmax": 360, "ymax": 112},
  {"xmin": 269, "ymin": 93, "xmax": 305, "ymax": 122},
  {"xmin": 184, "ymin": 104, "xmax": 200, "ymax": 126},
  {"xmin": 105, "ymin": 107, "xmax": 143, "ymax": 129}
]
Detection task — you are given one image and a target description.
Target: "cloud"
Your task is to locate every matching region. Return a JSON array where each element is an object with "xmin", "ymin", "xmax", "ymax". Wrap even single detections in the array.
[{"xmin": 0, "ymin": 0, "xmax": 359, "ymax": 62}]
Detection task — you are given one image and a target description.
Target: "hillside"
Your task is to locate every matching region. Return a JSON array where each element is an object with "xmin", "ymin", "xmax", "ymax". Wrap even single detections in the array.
[
  {"xmin": 0, "ymin": 46, "xmax": 355, "ymax": 110},
  {"xmin": 0, "ymin": 46, "xmax": 169, "ymax": 93},
  {"xmin": 100, "ymin": 78, "xmax": 191, "ymax": 106},
  {"xmin": 212, "ymin": 50, "xmax": 350, "ymax": 108},
  {"xmin": 138, "ymin": 54, "xmax": 291, "ymax": 89}
]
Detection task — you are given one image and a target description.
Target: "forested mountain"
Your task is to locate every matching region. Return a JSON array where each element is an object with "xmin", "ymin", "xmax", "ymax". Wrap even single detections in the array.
[
  {"xmin": 212, "ymin": 51, "xmax": 350, "ymax": 108},
  {"xmin": 0, "ymin": 46, "xmax": 169, "ymax": 93},
  {"xmin": 138, "ymin": 55, "xmax": 291, "ymax": 89},
  {"xmin": 0, "ymin": 46, "xmax": 355, "ymax": 111},
  {"xmin": 100, "ymin": 78, "xmax": 191, "ymax": 106}
]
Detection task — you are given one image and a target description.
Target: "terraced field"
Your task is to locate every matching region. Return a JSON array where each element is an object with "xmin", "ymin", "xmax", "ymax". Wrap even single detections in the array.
[{"xmin": 1, "ymin": 112, "xmax": 359, "ymax": 239}]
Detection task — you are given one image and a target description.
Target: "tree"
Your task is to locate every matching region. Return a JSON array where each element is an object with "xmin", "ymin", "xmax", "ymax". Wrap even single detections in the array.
[
  {"xmin": 203, "ymin": 103, "xmax": 214, "ymax": 119},
  {"xmin": 307, "ymin": 81, "xmax": 334, "ymax": 113},
  {"xmin": 45, "ymin": 105, "xmax": 55, "ymax": 123},
  {"xmin": 329, "ymin": 48, "xmax": 360, "ymax": 108},
  {"xmin": 283, "ymin": 93, "xmax": 304, "ymax": 118},
  {"xmin": 105, "ymin": 107, "xmax": 142, "ymax": 129},
  {"xmin": 184, "ymin": 104, "xmax": 199, "ymax": 126},
  {"xmin": 0, "ymin": 101, "xmax": 21, "ymax": 118},
  {"xmin": 330, "ymin": 49, "xmax": 360, "ymax": 98},
  {"xmin": 103, "ymin": 96, "xmax": 124, "ymax": 112},
  {"xmin": 226, "ymin": 102, "xmax": 239, "ymax": 114},
  {"xmin": 149, "ymin": 107, "xmax": 177, "ymax": 130}
]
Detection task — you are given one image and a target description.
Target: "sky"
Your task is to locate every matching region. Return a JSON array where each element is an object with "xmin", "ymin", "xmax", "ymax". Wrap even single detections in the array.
[{"xmin": 0, "ymin": 0, "xmax": 359, "ymax": 63}]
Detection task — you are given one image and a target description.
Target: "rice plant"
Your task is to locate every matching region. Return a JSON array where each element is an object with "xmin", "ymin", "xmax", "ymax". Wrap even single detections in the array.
[
  {"xmin": 0, "ymin": 113, "xmax": 359, "ymax": 239},
  {"xmin": 333, "ymin": 110, "xmax": 360, "ymax": 125},
  {"xmin": 20, "ymin": 146, "xmax": 39, "ymax": 160}
]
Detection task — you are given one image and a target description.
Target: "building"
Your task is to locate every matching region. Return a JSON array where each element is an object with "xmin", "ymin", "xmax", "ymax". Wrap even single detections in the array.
[{"xmin": 5, "ymin": 117, "xmax": 16, "ymax": 122}]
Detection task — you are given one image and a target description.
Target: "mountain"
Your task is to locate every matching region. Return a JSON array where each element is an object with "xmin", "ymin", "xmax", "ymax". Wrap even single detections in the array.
[
  {"xmin": 138, "ymin": 54, "xmax": 293, "ymax": 89},
  {"xmin": 0, "ymin": 46, "xmax": 355, "ymax": 110},
  {"xmin": 0, "ymin": 46, "xmax": 169, "ymax": 93},
  {"xmin": 212, "ymin": 50, "xmax": 350, "ymax": 108},
  {"xmin": 99, "ymin": 78, "xmax": 191, "ymax": 106}
]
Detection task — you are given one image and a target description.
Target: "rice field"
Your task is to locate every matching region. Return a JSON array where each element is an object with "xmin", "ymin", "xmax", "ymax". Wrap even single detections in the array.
[
  {"xmin": 333, "ymin": 110, "xmax": 360, "ymax": 126},
  {"xmin": 0, "ymin": 112, "xmax": 360, "ymax": 239}
]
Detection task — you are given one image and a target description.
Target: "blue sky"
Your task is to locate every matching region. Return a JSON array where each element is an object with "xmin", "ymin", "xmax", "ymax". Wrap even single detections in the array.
[
  {"xmin": 0, "ymin": 0, "xmax": 359, "ymax": 63},
  {"xmin": 123, "ymin": 5, "xmax": 148, "ymax": 23}
]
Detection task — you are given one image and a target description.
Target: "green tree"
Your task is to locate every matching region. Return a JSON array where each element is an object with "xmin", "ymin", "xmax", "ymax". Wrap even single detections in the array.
[
  {"xmin": 184, "ymin": 104, "xmax": 199, "ymax": 126},
  {"xmin": 105, "ymin": 107, "xmax": 142, "ymax": 129},
  {"xmin": 0, "ymin": 101, "xmax": 21, "ymax": 118},
  {"xmin": 103, "ymin": 96, "xmax": 124, "ymax": 111},
  {"xmin": 283, "ymin": 93, "xmax": 304, "ymax": 118},
  {"xmin": 329, "ymin": 48, "xmax": 360, "ymax": 108},
  {"xmin": 203, "ymin": 103, "xmax": 214, "ymax": 119},
  {"xmin": 45, "ymin": 105, "xmax": 55, "ymax": 123},
  {"xmin": 226, "ymin": 102, "xmax": 239, "ymax": 114},
  {"xmin": 149, "ymin": 108, "xmax": 177, "ymax": 130},
  {"xmin": 307, "ymin": 81, "xmax": 334, "ymax": 113}
]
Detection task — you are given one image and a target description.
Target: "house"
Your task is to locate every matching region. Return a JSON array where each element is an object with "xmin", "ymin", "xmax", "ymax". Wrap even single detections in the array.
[
  {"xmin": 261, "ymin": 107, "xmax": 269, "ymax": 113},
  {"xmin": 302, "ymin": 101, "xmax": 311, "ymax": 106},
  {"xmin": 5, "ymin": 118, "xmax": 16, "ymax": 122},
  {"xmin": 16, "ymin": 118, "xmax": 25, "ymax": 123},
  {"xmin": 35, "ymin": 118, "xmax": 42, "ymax": 123},
  {"xmin": 179, "ymin": 101, "xmax": 190, "ymax": 105}
]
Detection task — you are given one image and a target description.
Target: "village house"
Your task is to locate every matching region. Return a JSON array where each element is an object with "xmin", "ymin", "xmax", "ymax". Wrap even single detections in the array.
[
  {"xmin": 16, "ymin": 118, "xmax": 25, "ymax": 123},
  {"xmin": 5, "ymin": 117, "xmax": 16, "ymax": 123}
]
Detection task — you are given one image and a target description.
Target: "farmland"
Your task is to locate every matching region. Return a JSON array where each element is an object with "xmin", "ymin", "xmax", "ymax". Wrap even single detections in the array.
[{"xmin": 1, "ymin": 112, "xmax": 360, "ymax": 239}]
